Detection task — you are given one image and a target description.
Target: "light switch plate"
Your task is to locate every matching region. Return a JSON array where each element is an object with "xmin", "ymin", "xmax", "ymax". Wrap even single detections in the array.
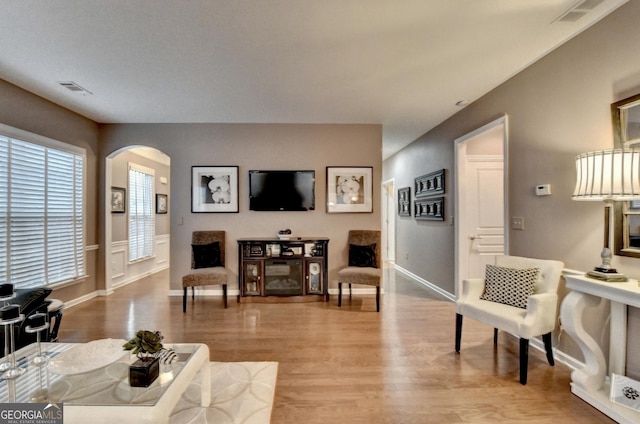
[{"xmin": 512, "ymin": 217, "xmax": 524, "ymax": 230}]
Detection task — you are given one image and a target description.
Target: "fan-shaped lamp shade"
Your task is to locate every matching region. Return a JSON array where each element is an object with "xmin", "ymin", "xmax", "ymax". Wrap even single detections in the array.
[{"xmin": 573, "ymin": 149, "xmax": 640, "ymax": 201}]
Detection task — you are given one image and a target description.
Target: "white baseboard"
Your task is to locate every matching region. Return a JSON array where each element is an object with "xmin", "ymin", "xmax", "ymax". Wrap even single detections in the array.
[
  {"xmin": 62, "ymin": 291, "xmax": 99, "ymax": 309},
  {"xmin": 168, "ymin": 288, "xmax": 240, "ymax": 297},
  {"xmin": 63, "ymin": 266, "xmax": 168, "ymax": 309},
  {"xmin": 327, "ymin": 287, "xmax": 380, "ymax": 295},
  {"xmin": 112, "ymin": 264, "xmax": 169, "ymax": 290},
  {"xmin": 393, "ymin": 264, "xmax": 456, "ymax": 302}
]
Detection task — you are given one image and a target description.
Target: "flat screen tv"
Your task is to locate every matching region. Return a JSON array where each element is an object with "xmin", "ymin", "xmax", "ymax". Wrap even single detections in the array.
[{"xmin": 249, "ymin": 170, "xmax": 315, "ymax": 211}]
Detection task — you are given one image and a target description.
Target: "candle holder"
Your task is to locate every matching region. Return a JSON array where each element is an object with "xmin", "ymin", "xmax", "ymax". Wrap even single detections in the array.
[
  {"xmin": 0, "ymin": 292, "xmax": 16, "ymax": 372},
  {"xmin": 25, "ymin": 312, "xmax": 50, "ymax": 367},
  {"xmin": 0, "ymin": 313, "xmax": 26, "ymax": 380},
  {"xmin": 30, "ymin": 365, "xmax": 49, "ymax": 402}
]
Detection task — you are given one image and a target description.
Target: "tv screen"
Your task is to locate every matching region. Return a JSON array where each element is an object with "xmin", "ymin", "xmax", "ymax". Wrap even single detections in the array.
[{"xmin": 249, "ymin": 170, "xmax": 315, "ymax": 211}]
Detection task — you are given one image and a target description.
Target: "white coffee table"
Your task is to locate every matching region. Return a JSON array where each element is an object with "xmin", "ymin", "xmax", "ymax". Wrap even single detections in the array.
[{"xmin": 0, "ymin": 342, "xmax": 210, "ymax": 424}]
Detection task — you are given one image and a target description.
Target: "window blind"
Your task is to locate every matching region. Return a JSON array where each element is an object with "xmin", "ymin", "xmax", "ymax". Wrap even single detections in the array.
[
  {"xmin": 0, "ymin": 129, "xmax": 85, "ymax": 289},
  {"xmin": 128, "ymin": 163, "xmax": 155, "ymax": 262}
]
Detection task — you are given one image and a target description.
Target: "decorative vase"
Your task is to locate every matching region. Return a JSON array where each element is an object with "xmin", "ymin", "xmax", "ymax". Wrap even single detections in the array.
[{"xmin": 129, "ymin": 356, "xmax": 160, "ymax": 387}]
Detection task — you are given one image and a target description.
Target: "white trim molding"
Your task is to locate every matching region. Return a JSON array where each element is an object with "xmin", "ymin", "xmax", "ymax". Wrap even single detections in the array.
[
  {"xmin": 110, "ymin": 234, "xmax": 170, "ymax": 289},
  {"xmin": 394, "ymin": 264, "xmax": 455, "ymax": 302}
]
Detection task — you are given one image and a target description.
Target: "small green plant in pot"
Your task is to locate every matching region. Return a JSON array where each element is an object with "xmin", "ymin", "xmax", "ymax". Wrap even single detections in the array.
[
  {"xmin": 123, "ymin": 330, "xmax": 164, "ymax": 387},
  {"xmin": 123, "ymin": 330, "xmax": 164, "ymax": 358}
]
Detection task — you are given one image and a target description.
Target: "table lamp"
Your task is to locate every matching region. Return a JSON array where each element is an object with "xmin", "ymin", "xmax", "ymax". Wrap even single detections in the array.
[{"xmin": 573, "ymin": 149, "xmax": 640, "ymax": 281}]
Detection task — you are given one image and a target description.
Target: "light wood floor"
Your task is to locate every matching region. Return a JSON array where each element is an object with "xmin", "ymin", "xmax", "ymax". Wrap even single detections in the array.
[{"xmin": 58, "ymin": 267, "xmax": 613, "ymax": 423}]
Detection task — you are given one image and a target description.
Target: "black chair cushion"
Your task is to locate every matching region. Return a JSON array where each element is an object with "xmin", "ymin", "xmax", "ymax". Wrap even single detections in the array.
[
  {"xmin": 14, "ymin": 287, "xmax": 53, "ymax": 316},
  {"xmin": 192, "ymin": 242, "xmax": 222, "ymax": 269},
  {"xmin": 349, "ymin": 243, "xmax": 377, "ymax": 268}
]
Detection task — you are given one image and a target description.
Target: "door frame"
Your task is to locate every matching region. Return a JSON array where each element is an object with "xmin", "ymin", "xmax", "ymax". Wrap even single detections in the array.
[
  {"xmin": 105, "ymin": 146, "xmax": 171, "ymax": 296},
  {"xmin": 454, "ymin": 115, "xmax": 509, "ymax": 298},
  {"xmin": 381, "ymin": 178, "xmax": 396, "ymax": 263}
]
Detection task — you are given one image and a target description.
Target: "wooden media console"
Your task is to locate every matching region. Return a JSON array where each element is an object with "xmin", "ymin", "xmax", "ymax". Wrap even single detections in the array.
[{"xmin": 237, "ymin": 238, "xmax": 329, "ymax": 303}]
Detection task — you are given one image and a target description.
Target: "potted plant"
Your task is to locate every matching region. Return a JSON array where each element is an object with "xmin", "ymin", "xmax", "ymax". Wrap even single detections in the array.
[{"xmin": 123, "ymin": 330, "xmax": 164, "ymax": 387}]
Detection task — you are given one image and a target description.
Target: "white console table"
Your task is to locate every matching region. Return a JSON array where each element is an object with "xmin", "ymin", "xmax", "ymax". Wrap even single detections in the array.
[{"xmin": 561, "ymin": 274, "xmax": 640, "ymax": 423}]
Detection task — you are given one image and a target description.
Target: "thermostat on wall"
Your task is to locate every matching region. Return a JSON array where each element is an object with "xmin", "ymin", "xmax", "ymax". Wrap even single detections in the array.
[{"xmin": 535, "ymin": 184, "xmax": 551, "ymax": 196}]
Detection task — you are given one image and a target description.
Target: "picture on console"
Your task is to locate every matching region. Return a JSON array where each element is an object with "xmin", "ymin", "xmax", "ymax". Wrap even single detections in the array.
[
  {"xmin": 191, "ymin": 166, "xmax": 239, "ymax": 213},
  {"xmin": 326, "ymin": 166, "xmax": 373, "ymax": 213}
]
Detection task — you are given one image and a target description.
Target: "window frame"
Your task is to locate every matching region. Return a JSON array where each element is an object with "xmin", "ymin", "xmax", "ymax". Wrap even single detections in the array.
[
  {"xmin": 0, "ymin": 123, "xmax": 87, "ymax": 289},
  {"xmin": 128, "ymin": 162, "xmax": 155, "ymax": 263}
]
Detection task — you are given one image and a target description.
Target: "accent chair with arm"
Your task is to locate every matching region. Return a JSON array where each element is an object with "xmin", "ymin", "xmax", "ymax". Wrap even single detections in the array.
[
  {"xmin": 455, "ymin": 255, "xmax": 564, "ymax": 384},
  {"xmin": 182, "ymin": 231, "xmax": 228, "ymax": 312},
  {"xmin": 337, "ymin": 230, "xmax": 382, "ymax": 312}
]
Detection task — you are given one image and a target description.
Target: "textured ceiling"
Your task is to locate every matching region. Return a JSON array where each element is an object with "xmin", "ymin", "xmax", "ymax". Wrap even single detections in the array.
[{"xmin": 0, "ymin": 0, "xmax": 628, "ymax": 158}]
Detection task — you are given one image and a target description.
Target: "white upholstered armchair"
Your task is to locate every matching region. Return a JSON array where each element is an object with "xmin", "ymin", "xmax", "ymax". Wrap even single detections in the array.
[{"xmin": 455, "ymin": 255, "xmax": 564, "ymax": 384}]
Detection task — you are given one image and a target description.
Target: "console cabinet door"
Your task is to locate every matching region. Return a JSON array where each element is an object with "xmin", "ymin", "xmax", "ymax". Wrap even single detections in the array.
[
  {"xmin": 305, "ymin": 259, "xmax": 324, "ymax": 294},
  {"xmin": 243, "ymin": 261, "xmax": 262, "ymax": 296}
]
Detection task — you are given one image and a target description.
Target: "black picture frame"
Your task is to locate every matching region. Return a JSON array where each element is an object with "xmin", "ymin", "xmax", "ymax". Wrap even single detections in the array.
[
  {"xmin": 414, "ymin": 197, "xmax": 444, "ymax": 221},
  {"xmin": 156, "ymin": 193, "xmax": 168, "ymax": 214},
  {"xmin": 415, "ymin": 169, "xmax": 445, "ymax": 198},
  {"xmin": 398, "ymin": 187, "xmax": 411, "ymax": 216},
  {"xmin": 111, "ymin": 187, "xmax": 126, "ymax": 213}
]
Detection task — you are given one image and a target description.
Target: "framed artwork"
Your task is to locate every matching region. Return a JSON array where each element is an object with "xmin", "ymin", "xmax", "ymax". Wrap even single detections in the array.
[
  {"xmin": 156, "ymin": 193, "xmax": 168, "ymax": 214},
  {"xmin": 398, "ymin": 187, "xmax": 411, "ymax": 216},
  {"xmin": 111, "ymin": 187, "xmax": 126, "ymax": 213},
  {"xmin": 414, "ymin": 197, "xmax": 444, "ymax": 221},
  {"xmin": 191, "ymin": 166, "xmax": 239, "ymax": 213},
  {"xmin": 326, "ymin": 166, "xmax": 373, "ymax": 213},
  {"xmin": 415, "ymin": 169, "xmax": 445, "ymax": 198}
]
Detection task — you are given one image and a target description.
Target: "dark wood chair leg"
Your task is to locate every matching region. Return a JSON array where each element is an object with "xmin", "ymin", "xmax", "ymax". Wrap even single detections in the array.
[
  {"xmin": 455, "ymin": 314, "xmax": 463, "ymax": 352},
  {"xmin": 375, "ymin": 286, "xmax": 380, "ymax": 312},
  {"xmin": 543, "ymin": 332, "xmax": 554, "ymax": 366},
  {"xmin": 223, "ymin": 284, "xmax": 228, "ymax": 309},
  {"xmin": 192, "ymin": 287, "xmax": 195, "ymax": 300},
  {"xmin": 338, "ymin": 282, "xmax": 342, "ymax": 307},
  {"xmin": 520, "ymin": 338, "xmax": 529, "ymax": 385},
  {"xmin": 349, "ymin": 283, "xmax": 352, "ymax": 300},
  {"xmin": 183, "ymin": 287, "xmax": 187, "ymax": 313},
  {"xmin": 494, "ymin": 328, "xmax": 499, "ymax": 345}
]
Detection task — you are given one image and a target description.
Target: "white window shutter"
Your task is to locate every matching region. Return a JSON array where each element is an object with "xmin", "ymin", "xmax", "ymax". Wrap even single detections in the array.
[
  {"xmin": 0, "ymin": 128, "xmax": 85, "ymax": 289},
  {"xmin": 128, "ymin": 164, "xmax": 155, "ymax": 262}
]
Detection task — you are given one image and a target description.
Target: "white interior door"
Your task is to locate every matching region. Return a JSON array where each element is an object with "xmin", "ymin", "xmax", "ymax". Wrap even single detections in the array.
[
  {"xmin": 455, "ymin": 116, "xmax": 508, "ymax": 297},
  {"xmin": 465, "ymin": 158, "xmax": 504, "ymax": 277}
]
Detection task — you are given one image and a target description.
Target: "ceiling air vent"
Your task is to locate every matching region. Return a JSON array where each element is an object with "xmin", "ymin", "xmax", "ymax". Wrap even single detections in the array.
[
  {"xmin": 558, "ymin": 11, "xmax": 588, "ymax": 22},
  {"xmin": 575, "ymin": 0, "xmax": 605, "ymax": 10},
  {"xmin": 554, "ymin": 0, "xmax": 604, "ymax": 23},
  {"xmin": 58, "ymin": 81, "xmax": 92, "ymax": 95}
]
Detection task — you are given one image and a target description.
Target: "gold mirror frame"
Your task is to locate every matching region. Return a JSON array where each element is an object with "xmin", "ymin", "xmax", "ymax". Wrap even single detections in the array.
[{"xmin": 613, "ymin": 93, "xmax": 640, "ymax": 258}]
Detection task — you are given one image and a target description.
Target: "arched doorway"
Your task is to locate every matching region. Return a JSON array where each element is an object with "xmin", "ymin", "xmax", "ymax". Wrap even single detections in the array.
[{"xmin": 104, "ymin": 146, "xmax": 171, "ymax": 295}]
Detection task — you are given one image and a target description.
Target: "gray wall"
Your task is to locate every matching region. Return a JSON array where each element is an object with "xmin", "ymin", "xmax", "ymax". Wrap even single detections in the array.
[
  {"xmin": 383, "ymin": 1, "xmax": 640, "ymax": 367},
  {"xmin": 385, "ymin": 129, "xmax": 456, "ymax": 293},
  {"xmin": 100, "ymin": 123, "xmax": 382, "ymax": 291},
  {"xmin": 0, "ymin": 79, "xmax": 101, "ymax": 302}
]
